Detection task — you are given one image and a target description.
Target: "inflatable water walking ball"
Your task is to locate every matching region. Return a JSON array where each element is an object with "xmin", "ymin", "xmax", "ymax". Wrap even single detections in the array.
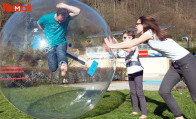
[{"xmin": 0, "ymin": 0, "xmax": 115, "ymax": 118}]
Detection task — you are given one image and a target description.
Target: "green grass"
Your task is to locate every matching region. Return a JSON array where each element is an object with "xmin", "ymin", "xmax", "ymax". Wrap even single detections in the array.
[
  {"xmin": 0, "ymin": 85, "xmax": 104, "ymax": 119},
  {"xmin": 0, "ymin": 88, "xmax": 196, "ymax": 119}
]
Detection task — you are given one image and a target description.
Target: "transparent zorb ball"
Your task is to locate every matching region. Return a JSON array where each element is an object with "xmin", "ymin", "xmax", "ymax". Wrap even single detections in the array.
[{"xmin": 0, "ymin": 0, "xmax": 115, "ymax": 118}]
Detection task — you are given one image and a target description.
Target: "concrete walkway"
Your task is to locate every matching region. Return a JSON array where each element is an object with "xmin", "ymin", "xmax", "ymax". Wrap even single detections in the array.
[{"xmin": 108, "ymin": 74, "xmax": 164, "ymax": 91}]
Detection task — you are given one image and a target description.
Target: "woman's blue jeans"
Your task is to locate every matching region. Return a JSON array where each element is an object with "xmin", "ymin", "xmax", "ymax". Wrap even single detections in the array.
[{"xmin": 45, "ymin": 43, "xmax": 68, "ymax": 72}]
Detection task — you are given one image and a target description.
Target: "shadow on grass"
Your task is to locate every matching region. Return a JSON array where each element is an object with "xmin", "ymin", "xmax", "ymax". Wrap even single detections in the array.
[
  {"xmin": 79, "ymin": 91, "xmax": 126, "ymax": 118},
  {"xmin": 22, "ymin": 89, "xmax": 125, "ymax": 119},
  {"xmin": 0, "ymin": 111, "xmax": 3, "ymax": 113},
  {"xmin": 26, "ymin": 88, "xmax": 102, "ymax": 119},
  {"xmin": 145, "ymin": 96, "xmax": 170, "ymax": 119},
  {"xmin": 145, "ymin": 96, "xmax": 188, "ymax": 119}
]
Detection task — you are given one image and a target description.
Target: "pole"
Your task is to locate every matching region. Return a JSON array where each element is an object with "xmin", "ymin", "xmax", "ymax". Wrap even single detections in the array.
[{"xmin": 181, "ymin": 36, "xmax": 189, "ymax": 48}]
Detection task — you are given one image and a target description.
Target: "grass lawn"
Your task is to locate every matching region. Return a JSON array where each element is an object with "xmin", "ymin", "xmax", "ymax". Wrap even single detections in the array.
[{"xmin": 0, "ymin": 88, "xmax": 196, "ymax": 119}]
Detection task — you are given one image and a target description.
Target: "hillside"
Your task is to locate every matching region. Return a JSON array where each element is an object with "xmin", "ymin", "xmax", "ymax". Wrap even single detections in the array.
[
  {"xmin": 0, "ymin": 0, "xmax": 196, "ymax": 40},
  {"xmin": 81, "ymin": 0, "xmax": 196, "ymax": 40}
]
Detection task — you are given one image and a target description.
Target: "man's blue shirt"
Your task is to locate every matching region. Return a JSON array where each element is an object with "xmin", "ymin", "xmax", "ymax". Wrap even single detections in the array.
[{"xmin": 38, "ymin": 13, "xmax": 70, "ymax": 47}]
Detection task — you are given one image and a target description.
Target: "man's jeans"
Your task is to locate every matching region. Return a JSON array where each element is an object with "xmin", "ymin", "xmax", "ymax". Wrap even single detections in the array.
[{"xmin": 45, "ymin": 43, "xmax": 68, "ymax": 72}]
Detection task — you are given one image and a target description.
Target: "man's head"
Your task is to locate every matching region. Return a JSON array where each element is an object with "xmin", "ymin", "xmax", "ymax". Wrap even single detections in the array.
[{"xmin": 55, "ymin": 8, "xmax": 69, "ymax": 24}]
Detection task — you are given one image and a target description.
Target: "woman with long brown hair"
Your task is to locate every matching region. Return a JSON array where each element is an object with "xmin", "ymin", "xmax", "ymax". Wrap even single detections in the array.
[{"xmin": 104, "ymin": 16, "xmax": 196, "ymax": 119}]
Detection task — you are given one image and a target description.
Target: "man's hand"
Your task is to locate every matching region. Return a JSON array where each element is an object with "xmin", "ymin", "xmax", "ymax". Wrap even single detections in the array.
[
  {"xmin": 37, "ymin": 21, "xmax": 44, "ymax": 32},
  {"xmin": 56, "ymin": 3, "xmax": 68, "ymax": 8}
]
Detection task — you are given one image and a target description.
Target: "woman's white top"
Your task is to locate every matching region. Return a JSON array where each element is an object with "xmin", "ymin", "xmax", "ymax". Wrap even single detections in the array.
[
  {"xmin": 118, "ymin": 44, "xmax": 143, "ymax": 74},
  {"xmin": 144, "ymin": 29, "xmax": 189, "ymax": 61}
]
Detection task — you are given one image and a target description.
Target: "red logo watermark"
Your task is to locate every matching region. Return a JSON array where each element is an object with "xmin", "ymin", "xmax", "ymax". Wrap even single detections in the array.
[{"xmin": 3, "ymin": 3, "xmax": 31, "ymax": 12}]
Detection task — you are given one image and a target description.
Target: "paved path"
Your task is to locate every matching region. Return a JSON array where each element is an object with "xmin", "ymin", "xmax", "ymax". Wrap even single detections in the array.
[{"xmin": 108, "ymin": 74, "xmax": 164, "ymax": 91}]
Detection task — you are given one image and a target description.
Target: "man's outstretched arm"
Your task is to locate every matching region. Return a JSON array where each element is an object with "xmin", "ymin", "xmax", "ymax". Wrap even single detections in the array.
[{"xmin": 56, "ymin": 3, "xmax": 80, "ymax": 17}]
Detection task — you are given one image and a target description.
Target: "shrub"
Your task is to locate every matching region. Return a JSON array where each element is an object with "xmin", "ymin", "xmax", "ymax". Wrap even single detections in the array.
[
  {"xmin": 113, "ymin": 67, "xmax": 127, "ymax": 81},
  {"xmin": 185, "ymin": 47, "xmax": 196, "ymax": 55}
]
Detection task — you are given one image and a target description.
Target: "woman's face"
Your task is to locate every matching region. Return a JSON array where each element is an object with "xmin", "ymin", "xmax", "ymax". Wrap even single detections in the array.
[
  {"xmin": 122, "ymin": 33, "xmax": 132, "ymax": 41},
  {"xmin": 135, "ymin": 19, "xmax": 143, "ymax": 34}
]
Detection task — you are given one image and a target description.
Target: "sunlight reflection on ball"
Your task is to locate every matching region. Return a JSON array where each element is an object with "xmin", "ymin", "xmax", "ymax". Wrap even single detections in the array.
[{"xmin": 0, "ymin": 0, "xmax": 115, "ymax": 118}]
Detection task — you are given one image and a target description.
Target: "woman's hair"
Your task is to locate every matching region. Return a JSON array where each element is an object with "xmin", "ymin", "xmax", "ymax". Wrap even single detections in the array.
[
  {"xmin": 123, "ymin": 31, "xmax": 135, "ymax": 39},
  {"xmin": 139, "ymin": 16, "xmax": 172, "ymax": 41}
]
